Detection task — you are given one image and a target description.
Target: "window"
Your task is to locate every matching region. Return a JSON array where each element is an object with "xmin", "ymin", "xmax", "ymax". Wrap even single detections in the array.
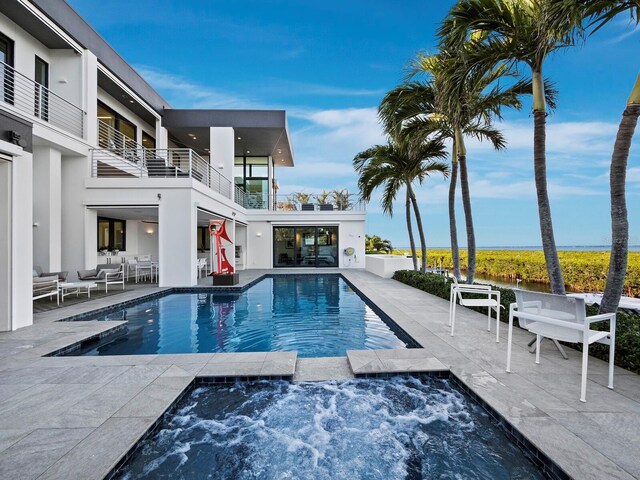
[
  {"xmin": 197, "ymin": 227, "xmax": 211, "ymax": 251},
  {"xmin": 97, "ymin": 217, "xmax": 126, "ymax": 251},
  {"xmin": 34, "ymin": 56, "xmax": 48, "ymax": 121},
  {"xmin": 234, "ymin": 156, "xmax": 270, "ymax": 209},
  {"xmin": 142, "ymin": 132, "xmax": 155, "ymax": 149},
  {"xmin": 0, "ymin": 32, "xmax": 14, "ymax": 105},
  {"xmin": 273, "ymin": 226, "xmax": 338, "ymax": 267},
  {"xmin": 97, "ymin": 101, "xmax": 138, "ymax": 148}
]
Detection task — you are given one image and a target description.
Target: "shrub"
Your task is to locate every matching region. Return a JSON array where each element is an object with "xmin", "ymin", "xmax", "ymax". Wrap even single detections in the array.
[{"xmin": 392, "ymin": 270, "xmax": 640, "ymax": 374}]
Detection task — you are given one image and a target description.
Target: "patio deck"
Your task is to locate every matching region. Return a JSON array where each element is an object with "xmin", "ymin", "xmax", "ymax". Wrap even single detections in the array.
[{"xmin": 0, "ymin": 270, "xmax": 637, "ymax": 479}]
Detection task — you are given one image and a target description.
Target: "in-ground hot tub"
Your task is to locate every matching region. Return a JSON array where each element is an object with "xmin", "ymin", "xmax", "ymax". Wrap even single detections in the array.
[{"xmin": 112, "ymin": 376, "xmax": 546, "ymax": 479}]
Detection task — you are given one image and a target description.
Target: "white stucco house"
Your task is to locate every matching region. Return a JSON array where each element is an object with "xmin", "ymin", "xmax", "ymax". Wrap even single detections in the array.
[{"xmin": 0, "ymin": 0, "xmax": 366, "ymax": 331}]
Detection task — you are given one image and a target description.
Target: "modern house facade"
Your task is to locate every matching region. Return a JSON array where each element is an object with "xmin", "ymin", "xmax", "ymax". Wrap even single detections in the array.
[{"xmin": 0, "ymin": 0, "xmax": 366, "ymax": 331}]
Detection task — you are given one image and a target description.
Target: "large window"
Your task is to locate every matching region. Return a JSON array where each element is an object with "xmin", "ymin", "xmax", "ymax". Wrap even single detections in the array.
[
  {"xmin": 97, "ymin": 101, "xmax": 137, "ymax": 148},
  {"xmin": 97, "ymin": 217, "xmax": 126, "ymax": 251},
  {"xmin": 0, "ymin": 32, "xmax": 14, "ymax": 105},
  {"xmin": 273, "ymin": 226, "xmax": 338, "ymax": 267},
  {"xmin": 234, "ymin": 156, "xmax": 269, "ymax": 209}
]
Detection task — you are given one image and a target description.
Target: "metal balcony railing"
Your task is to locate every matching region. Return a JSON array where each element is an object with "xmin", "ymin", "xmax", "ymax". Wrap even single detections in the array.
[
  {"xmin": 98, "ymin": 119, "xmax": 139, "ymax": 151},
  {"xmin": 274, "ymin": 193, "xmax": 366, "ymax": 212},
  {"xmin": 0, "ymin": 61, "xmax": 84, "ymax": 137},
  {"xmin": 91, "ymin": 148, "xmax": 233, "ymax": 199}
]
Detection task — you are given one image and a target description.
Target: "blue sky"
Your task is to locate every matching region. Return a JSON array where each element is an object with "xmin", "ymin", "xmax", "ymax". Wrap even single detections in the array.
[{"xmin": 68, "ymin": 0, "xmax": 640, "ymax": 248}]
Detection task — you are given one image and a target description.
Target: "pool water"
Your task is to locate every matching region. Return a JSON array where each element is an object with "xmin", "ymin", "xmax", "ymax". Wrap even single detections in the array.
[
  {"xmin": 75, "ymin": 275, "xmax": 410, "ymax": 357},
  {"xmin": 115, "ymin": 376, "xmax": 544, "ymax": 480}
]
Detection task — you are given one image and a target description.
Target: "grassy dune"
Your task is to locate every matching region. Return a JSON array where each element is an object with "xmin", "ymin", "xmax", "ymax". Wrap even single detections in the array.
[{"xmin": 393, "ymin": 249, "xmax": 640, "ymax": 297}]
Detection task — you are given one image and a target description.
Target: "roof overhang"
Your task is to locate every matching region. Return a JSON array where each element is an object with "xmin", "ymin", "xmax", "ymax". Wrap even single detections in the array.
[{"xmin": 163, "ymin": 109, "xmax": 294, "ymax": 167}]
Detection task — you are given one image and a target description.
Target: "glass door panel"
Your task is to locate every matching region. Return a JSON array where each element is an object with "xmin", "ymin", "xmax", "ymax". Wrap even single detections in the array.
[
  {"xmin": 296, "ymin": 227, "xmax": 317, "ymax": 266},
  {"xmin": 274, "ymin": 227, "xmax": 295, "ymax": 266},
  {"xmin": 246, "ymin": 179, "xmax": 268, "ymax": 209},
  {"xmin": 0, "ymin": 33, "xmax": 14, "ymax": 105},
  {"xmin": 34, "ymin": 56, "xmax": 49, "ymax": 121},
  {"xmin": 317, "ymin": 226, "xmax": 338, "ymax": 267}
]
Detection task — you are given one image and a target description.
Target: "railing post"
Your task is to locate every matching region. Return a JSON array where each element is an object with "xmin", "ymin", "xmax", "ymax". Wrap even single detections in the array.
[{"xmin": 188, "ymin": 149, "xmax": 193, "ymax": 180}]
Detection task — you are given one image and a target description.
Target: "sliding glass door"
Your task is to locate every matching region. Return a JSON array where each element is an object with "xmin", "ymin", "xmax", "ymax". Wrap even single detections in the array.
[{"xmin": 273, "ymin": 226, "xmax": 338, "ymax": 267}]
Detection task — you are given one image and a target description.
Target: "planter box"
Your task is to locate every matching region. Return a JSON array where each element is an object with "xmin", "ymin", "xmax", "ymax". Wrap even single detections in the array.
[
  {"xmin": 365, "ymin": 254, "xmax": 415, "ymax": 278},
  {"xmin": 211, "ymin": 273, "xmax": 239, "ymax": 286}
]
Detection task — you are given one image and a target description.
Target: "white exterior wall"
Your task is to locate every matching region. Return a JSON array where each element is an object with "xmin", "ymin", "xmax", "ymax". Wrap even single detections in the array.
[
  {"xmin": 0, "ymin": 141, "xmax": 33, "ymax": 331},
  {"xmin": 245, "ymin": 211, "xmax": 366, "ymax": 269},
  {"xmin": 209, "ymin": 127, "xmax": 234, "ymax": 184},
  {"xmin": 158, "ymin": 189, "xmax": 197, "ymax": 286},
  {"xmin": 61, "ymin": 156, "xmax": 90, "ymax": 279},
  {"xmin": 32, "ymin": 146, "xmax": 62, "ymax": 272}
]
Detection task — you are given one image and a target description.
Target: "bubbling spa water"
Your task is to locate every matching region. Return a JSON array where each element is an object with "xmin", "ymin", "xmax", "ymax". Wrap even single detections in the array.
[{"xmin": 116, "ymin": 376, "xmax": 543, "ymax": 479}]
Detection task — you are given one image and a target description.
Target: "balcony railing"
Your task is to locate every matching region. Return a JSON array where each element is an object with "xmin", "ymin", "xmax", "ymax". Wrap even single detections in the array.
[
  {"xmin": 0, "ymin": 61, "xmax": 84, "ymax": 137},
  {"xmin": 91, "ymin": 148, "xmax": 233, "ymax": 199},
  {"xmin": 275, "ymin": 193, "xmax": 365, "ymax": 211},
  {"xmin": 98, "ymin": 119, "xmax": 139, "ymax": 151}
]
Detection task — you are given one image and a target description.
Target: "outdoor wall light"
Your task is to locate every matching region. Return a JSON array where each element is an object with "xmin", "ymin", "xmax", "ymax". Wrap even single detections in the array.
[
  {"xmin": 146, "ymin": 229, "xmax": 155, "ymax": 235},
  {"xmin": 256, "ymin": 232, "xmax": 262, "ymax": 237},
  {"xmin": 218, "ymin": 164, "xmax": 224, "ymax": 169}
]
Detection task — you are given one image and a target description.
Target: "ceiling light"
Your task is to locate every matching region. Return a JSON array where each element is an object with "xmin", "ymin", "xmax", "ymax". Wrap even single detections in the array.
[
  {"xmin": 246, "ymin": 150, "xmax": 250, "ymax": 153},
  {"xmin": 129, "ymin": 100, "xmax": 134, "ymax": 104},
  {"xmin": 237, "ymin": 136, "xmax": 242, "ymax": 140},
  {"xmin": 192, "ymin": 136, "xmax": 197, "ymax": 139}
]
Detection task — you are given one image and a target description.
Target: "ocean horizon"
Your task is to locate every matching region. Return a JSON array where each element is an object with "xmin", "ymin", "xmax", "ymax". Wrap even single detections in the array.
[{"xmin": 395, "ymin": 245, "xmax": 640, "ymax": 252}]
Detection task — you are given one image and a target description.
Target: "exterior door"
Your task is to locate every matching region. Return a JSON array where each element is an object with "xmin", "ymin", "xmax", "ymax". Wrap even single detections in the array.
[
  {"xmin": 273, "ymin": 226, "xmax": 339, "ymax": 268},
  {"xmin": 34, "ymin": 56, "xmax": 49, "ymax": 121},
  {"xmin": 0, "ymin": 33, "xmax": 14, "ymax": 105}
]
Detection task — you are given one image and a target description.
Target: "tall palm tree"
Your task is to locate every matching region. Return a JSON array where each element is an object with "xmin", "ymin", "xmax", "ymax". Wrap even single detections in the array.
[
  {"xmin": 379, "ymin": 52, "xmax": 541, "ymax": 282},
  {"xmin": 440, "ymin": 0, "xmax": 575, "ymax": 294},
  {"xmin": 365, "ymin": 234, "xmax": 394, "ymax": 254},
  {"xmin": 547, "ymin": 0, "xmax": 640, "ymax": 311},
  {"xmin": 354, "ymin": 136, "xmax": 448, "ymax": 273}
]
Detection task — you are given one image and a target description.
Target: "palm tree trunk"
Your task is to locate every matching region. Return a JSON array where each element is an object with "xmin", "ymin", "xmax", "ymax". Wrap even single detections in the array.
[
  {"xmin": 600, "ymin": 74, "xmax": 640, "ymax": 313},
  {"xmin": 449, "ymin": 156, "xmax": 462, "ymax": 281},
  {"xmin": 408, "ymin": 182, "xmax": 428, "ymax": 273},
  {"xmin": 456, "ymin": 129, "xmax": 476, "ymax": 284},
  {"xmin": 406, "ymin": 189, "xmax": 418, "ymax": 270},
  {"xmin": 532, "ymin": 68, "xmax": 565, "ymax": 294}
]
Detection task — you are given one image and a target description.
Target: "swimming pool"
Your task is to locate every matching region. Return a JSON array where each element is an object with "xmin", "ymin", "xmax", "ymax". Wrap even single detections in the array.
[
  {"xmin": 71, "ymin": 275, "xmax": 413, "ymax": 357},
  {"xmin": 113, "ymin": 376, "xmax": 545, "ymax": 479}
]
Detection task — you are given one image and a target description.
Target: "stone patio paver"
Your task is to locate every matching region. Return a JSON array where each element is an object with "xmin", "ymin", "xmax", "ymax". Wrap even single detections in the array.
[{"xmin": 0, "ymin": 269, "xmax": 637, "ymax": 479}]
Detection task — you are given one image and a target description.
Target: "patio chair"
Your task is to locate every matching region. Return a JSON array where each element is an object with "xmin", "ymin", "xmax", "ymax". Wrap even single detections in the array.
[
  {"xmin": 95, "ymin": 264, "xmax": 125, "ymax": 293},
  {"xmin": 32, "ymin": 276, "xmax": 59, "ymax": 305},
  {"xmin": 449, "ymin": 277, "xmax": 502, "ymax": 342},
  {"xmin": 33, "ymin": 266, "xmax": 68, "ymax": 282},
  {"xmin": 197, "ymin": 258, "xmax": 208, "ymax": 278},
  {"xmin": 77, "ymin": 263, "xmax": 115, "ymax": 281},
  {"xmin": 506, "ymin": 289, "xmax": 616, "ymax": 403}
]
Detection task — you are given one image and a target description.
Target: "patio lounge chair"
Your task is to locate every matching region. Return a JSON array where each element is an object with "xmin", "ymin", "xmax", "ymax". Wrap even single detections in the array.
[
  {"xmin": 449, "ymin": 277, "xmax": 502, "ymax": 342},
  {"xmin": 506, "ymin": 289, "xmax": 616, "ymax": 402},
  {"xmin": 95, "ymin": 264, "xmax": 125, "ymax": 293},
  {"xmin": 77, "ymin": 263, "xmax": 117, "ymax": 281},
  {"xmin": 33, "ymin": 266, "xmax": 68, "ymax": 282},
  {"xmin": 33, "ymin": 276, "xmax": 59, "ymax": 305}
]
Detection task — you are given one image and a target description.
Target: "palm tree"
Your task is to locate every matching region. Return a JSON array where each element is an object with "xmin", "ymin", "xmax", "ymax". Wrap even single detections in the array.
[
  {"xmin": 439, "ymin": 0, "xmax": 575, "ymax": 294},
  {"xmin": 547, "ymin": 0, "xmax": 640, "ymax": 311},
  {"xmin": 365, "ymin": 234, "xmax": 394, "ymax": 254},
  {"xmin": 379, "ymin": 52, "xmax": 539, "ymax": 282},
  {"xmin": 354, "ymin": 135, "xmax": 448, "ymax": 273}
]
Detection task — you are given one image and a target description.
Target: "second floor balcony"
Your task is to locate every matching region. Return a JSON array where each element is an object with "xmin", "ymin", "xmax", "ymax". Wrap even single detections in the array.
[
  {"xmin": 0, "ymin": 61, "xmax": 84, "ymax": 138},
  {"xmin": 91, "ymin": 147, "xmax": 234, "ymax": 201}
]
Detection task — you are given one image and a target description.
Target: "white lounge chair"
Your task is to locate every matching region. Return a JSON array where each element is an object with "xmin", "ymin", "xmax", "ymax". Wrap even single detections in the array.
[
  {"xmin": 449, "ymin": 277, "xmax": 502, "ymax": 342},
  {"xmin": 95, "ymin": 264, "xmax": 125, "ymax": 293},
  {"xmin": 506, "ymin": 289, "xmax": 616, "ymax": 403},
  {"xmin": 33, "ymin": 276, "xmax": 59, "ymax": 305}
]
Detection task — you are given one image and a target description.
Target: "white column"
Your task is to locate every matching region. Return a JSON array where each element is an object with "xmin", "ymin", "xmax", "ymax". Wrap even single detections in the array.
[
  {"xmin": 84, "ymin": 208, "xmax": 97, "ymax": 270},
  {"xmin": 209, "ymin": 127, "xmax": 234, "ymax": 197},
  {"xmin": 83, "ymin": 51, "xmax": 98, "ymax": 146},
  {"xmin": 157, "ymin": 126, "xmax": 168, "ymax": 150},
  {"xmin": 158, "ymin": 191, "xmax": 197, "ymax": 286},
  {"xmin": 32, "ymin": 146, "xmax": 62, "ymax": 272}
]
